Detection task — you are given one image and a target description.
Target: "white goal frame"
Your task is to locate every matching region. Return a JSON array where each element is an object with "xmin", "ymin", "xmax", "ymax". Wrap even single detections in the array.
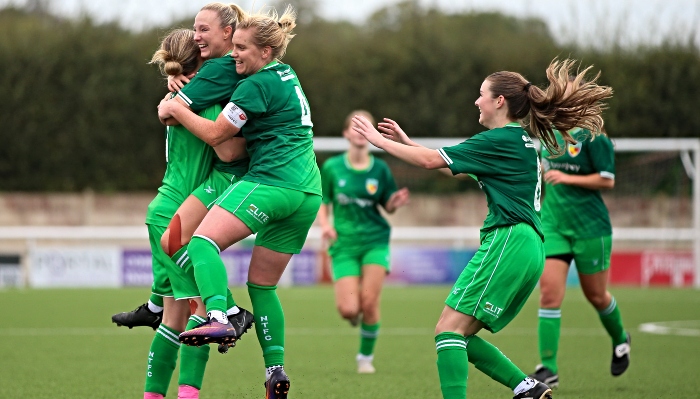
[
  {"xmin": 312, "ymin": 137, "xmax": 700, "ymax": 287},
  {"xmin": 0, "ymin": 138, "xmax": 698, "ymax": 287}
]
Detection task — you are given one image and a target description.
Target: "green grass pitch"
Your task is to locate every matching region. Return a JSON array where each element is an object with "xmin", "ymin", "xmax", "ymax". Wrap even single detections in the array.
[{"xmin": 1, "ymin": 286, "xmax": 699, "ymax": 398}]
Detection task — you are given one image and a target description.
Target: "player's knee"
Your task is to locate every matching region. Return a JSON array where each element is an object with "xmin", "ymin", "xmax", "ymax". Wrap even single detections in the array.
[
  {"xmin": 337, "ymin": 303, "xmax": 359, "ymax": 320},
  {"xmin": 163, "ymin": 214, "xmax": 183, "ymax": 257},
  {"xmin": 360, "ymin": 296, "xmax": 379, "ymax": 316},
  {"xmin": 539, "ymin": 284, "xmax": 564, "ymax": 308},
  {"xmin": 586, "ymin": 291, "xmax": 609, "ymax": 310}
]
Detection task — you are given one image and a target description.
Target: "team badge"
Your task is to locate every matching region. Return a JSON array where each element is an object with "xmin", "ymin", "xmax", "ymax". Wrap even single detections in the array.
[
  {"xmin": 365, "ymin": 178, "xmax": 378, "ymax": 195},
  {"xmin": 567, "ymin": 142, "xmax": 582, "ymax": 157}
]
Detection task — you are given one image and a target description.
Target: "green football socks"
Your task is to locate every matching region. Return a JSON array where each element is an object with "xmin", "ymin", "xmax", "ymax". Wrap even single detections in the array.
[
  {"xmin": 435, "ymin": 332, "xmax": 467, "ymax": 399},
  {"xmin": 188, "ymin": 236, "xmax": 228, "ymax": 313},
  {"xmin": 248, "ymin": 282, "xmax": 285, "ymax": 367},
  {"xmin": 178, "ymin": 315, "xmax": 210, "ymax": 390},
  {"xmin": 359, "ymin": 322, "xmax": 380, "ymax": 356},
  {"xmin": 170, "ymin": 245, "xmax": 239, "ymax": 313},
  {"xmin": 598, "ymin": 296, "xmax": 627, "ymax": 345},
  {"xmin": 466, "ymin": 335, "xmax": 527, "ymax": 390},
  {"xmin": 144, "ymin": 324, "xmax": 180, "ymax": 395},
  {"xmin": 538, "ymin": 308, "xmax": 561, "ymax": 373}
]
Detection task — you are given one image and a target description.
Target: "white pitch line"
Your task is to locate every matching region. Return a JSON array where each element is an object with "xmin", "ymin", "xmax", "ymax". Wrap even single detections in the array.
[{"xmin": 638, "ymin": 320, "xmax": 700, "ymax": 337}]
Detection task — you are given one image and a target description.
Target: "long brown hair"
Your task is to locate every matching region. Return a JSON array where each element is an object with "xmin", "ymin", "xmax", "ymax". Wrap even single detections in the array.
[{"xmin": 487, "ymin": 58, "xmax": 613, "ymax": 156}]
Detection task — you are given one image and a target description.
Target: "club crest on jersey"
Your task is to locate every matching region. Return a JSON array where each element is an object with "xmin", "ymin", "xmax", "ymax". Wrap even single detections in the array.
[
  {"xmin": 365, "ymin": 178, "xmax": 378, "ymax": 195},
  {"xmin": 567, "ymin": 142, "xmax": 582, "ymax": 157}
]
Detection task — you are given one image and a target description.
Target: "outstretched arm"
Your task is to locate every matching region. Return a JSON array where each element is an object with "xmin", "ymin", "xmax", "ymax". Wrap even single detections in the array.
[{"xmin": 352, "ymin": 115, "xmax": 447, "ymax": 170}]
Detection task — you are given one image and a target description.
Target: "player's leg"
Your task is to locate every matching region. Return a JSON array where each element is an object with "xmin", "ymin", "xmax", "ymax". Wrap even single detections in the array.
[
  {"xmin": 178, "ymin": 180, "xmax": 256, "ymax": 346},
  {"xmin": 575, "ymin": 235, "xmax": 630, "ymax": 376},
  {"xmin": 356, "ymin": 249, "xmax": 389, "ymax": 373},
  {"xmin": 246, "ymin": 188, "xmax": 321, "ymax": 399},
  {"xmin": 531, "ymin": 256, "xmax": 569, "ymax": 386},
  {"xmin": 440, "ymin": 224, "xmax": 550, "ymax": 399},
  {"xmin": 530, "ymin": 227, "xmax": 572, "ymax": 386},
  {"xmin": 169, "ymin": 175, "xmax": 255, "ymax": 349},
  {"xmin": 178, "ymin": 204, "xmax": 252, "ymax": 346},
  {"xmin": 112, "ymin": 224, "xmax": 167, "ymax": 330},
  {"xmin": 334, "ymin": 276, "xmax": 361, "ymax": 323}
]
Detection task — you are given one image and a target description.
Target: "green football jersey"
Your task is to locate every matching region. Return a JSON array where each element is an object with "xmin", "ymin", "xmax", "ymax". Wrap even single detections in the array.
[
  {"xmin": 176, "ymin": 52, "xmax": 243, "ymax": 113},
  {"xmin": 228, "ymin": 62, "xmax": 321, "ymax": 195},
  {"xmin": 321, "ymin": 154, "xmax": 398, "ymax": 247},
  {"xmin": 541, "ymin": 128, "xmax": 614, "ymax": 238},
  {"xmin": 146, "ymin": 104, "xmax": 221, "ymax": 227},
  {"xmin": 438, "ymin": 122, "xmax": 543, "ymax": 241}
]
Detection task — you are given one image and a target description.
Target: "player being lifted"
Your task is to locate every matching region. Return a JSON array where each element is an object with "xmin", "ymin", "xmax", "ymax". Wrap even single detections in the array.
[
  {"xmin": 529, "ymin": 77, "xmax": 629, "ymax": 388},
  {"xmin": 157, "ymin": 6, "xmax": 321, "ymax": 398},
  {"xmin": 317, "ymin": 110, "xmax": 410, "ymax": 374},
  {"xmin": 352, "ymin": 58, "xmax": 612, "ymax": 399}
]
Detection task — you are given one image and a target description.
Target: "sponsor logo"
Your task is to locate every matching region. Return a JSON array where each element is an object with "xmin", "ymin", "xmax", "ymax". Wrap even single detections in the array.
[
  {"xmin": 204, "ymin": 185, "xmax": 215, "ymax": 194},
  {"xmin": 247, "ymin": 204, "xmax": 269, "ymax": 224},
  {"xmin": 239, "ymin": 113, "xmax": 246, "ymax": 121},
  {"xmin": 452, "ymin": 287, "xmax": 462, "ymax": 295},
  {"xmin": 366, "ymin": 178, "xmax": 378, "ymax": 195},
  {"xmin": 484, "ymin": 302, "xmax": 503, "ymax": 316},
  {"xmin": 567, "ymin": 142, "xmax": 582, "ymax": 157},
  {"xmin": 336, "ymin": 193, "xmax": 373, "ymax": 207}
]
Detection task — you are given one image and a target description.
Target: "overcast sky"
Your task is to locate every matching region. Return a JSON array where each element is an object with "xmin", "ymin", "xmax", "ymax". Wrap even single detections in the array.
[{"xmin": 3, "ymin": 0, "xmax": 699, "ymax": 46}]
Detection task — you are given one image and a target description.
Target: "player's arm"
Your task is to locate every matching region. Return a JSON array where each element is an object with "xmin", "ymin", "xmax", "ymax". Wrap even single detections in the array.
[
  {"xmin": 544, "ymin": 170, "xmax": 614, "ymax": 190},
  {"xmin": 159, "ymin": 94, "xmax": 199, "ymax": 127},
  {"xmin": 212, "ymin": 136, "xmax": 247, "ymax": 163},
  {"xmin": 352, "ymin": 115, "xmax": 447, "ymax": 170},
  {"xmin": 317, "ymin": 204, "xmax": 337, "ymax": 244},
  {"xmin": 158, "ymin": 99, "xmax": 241, "ymax": 147}
]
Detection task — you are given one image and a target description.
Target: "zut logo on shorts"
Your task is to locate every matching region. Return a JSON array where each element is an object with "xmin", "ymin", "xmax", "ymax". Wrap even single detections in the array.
[{"xmin": 247, "ymin": 204, "xmax": 269, "ymax": 224}]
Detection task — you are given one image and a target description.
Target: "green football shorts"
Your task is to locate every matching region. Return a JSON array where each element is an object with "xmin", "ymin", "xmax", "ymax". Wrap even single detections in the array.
[
  {"xmin": 147, "ymin": 223, "xmax": 173, "ymax": 297},
  {"xmin": 191, "ymin": 169, "xmax": 240, "ymax": 209},
  {"xmin": 445, "ymin": 223, "xmax": 544, "ymax": 333},
  {"xmin": 216, "ymin": 180, "xmax": 322, "ymax": 254},
  {"xmin": 329, "ymin": 243, "xmax": 390, "ymax": 280},
  {"xmin": 543, "ymin": 228, "xmax": 612, "ymax": 275}
]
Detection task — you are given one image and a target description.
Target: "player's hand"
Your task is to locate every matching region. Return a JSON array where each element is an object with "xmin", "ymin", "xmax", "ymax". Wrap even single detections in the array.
[
  {"xmin": 167, "ymin": 74, "xmax": 190, "ymax": 92},
  {"xmin": 385, "ymin": 187, "xmax": 410, "ymax": 213},
  {"xmin": 378, "ymin": 118, "xmax": 411, "ymax": 144},
  {"xmin": 544, "ymin": 170, "xmax": 570, "ymax": 185},
  {"xmin": 321, "ymin": 225, "xmax": 337, "ymax": 244},
  {"xmin": 157, "ymin": 93, "xmax": 174, "ymax": 121},
  {"xmin": 352, "ymin": 115, "xmax": 385, "ymax": 148}
]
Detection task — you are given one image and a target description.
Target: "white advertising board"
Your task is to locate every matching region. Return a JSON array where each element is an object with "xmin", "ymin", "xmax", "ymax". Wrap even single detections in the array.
[{"xmin": 30, "ymin": 247, "xmax": 121, "ymax": 288}]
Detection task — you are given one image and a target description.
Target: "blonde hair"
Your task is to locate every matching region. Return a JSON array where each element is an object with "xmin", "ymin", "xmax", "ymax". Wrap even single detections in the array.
[
  {"xmin": 200, "ymin": 2, "xmax": 247, "ymax": 31},
  {"xmin": 487, "ymin": 58, "xmax": 613, "ymax": 156},
  {"xmin": 236, "ymin": 5, "xmax": 297, "ymax": 60},
  {"xmin": 150, "ymin": 29, "xmax": 200, "ymax": 76},
  {"xmin": 343, "ymin": 110, "xmax": 375, "ymax": 131}
]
